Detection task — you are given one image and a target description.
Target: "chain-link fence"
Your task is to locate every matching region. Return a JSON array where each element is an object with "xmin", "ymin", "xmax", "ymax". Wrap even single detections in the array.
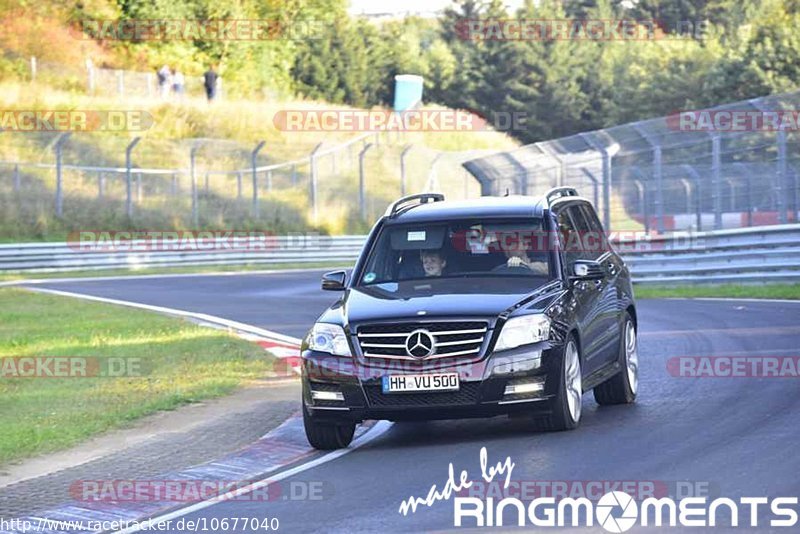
[
  {"xmin": 464, "ymin": 91, "xmax": 800, "ymax": 233},
  {"xmin": 0, "ymin": 128, "xmax": 493, "ymax": 236}
]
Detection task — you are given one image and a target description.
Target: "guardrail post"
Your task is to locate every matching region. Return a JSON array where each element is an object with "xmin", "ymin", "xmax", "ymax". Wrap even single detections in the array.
[
  {"xmin": 777, "ymin": 129, "xmax": 788, "ymax": 224},
  {"xmin": 400, "ymin": 145, "xmax": 412, "ymax": 196},
  {"xmin": 359, "ymin": 143, "xmax": 374, "ymax": 221},
  {"xmin": 125, "ymin": 137, "xmax": 141, "ymax": 218},
  {"xmin": 54, "ymin": 133, "xmax": 72, "ymax": 218},
  {"xmin": 711, "ymin": 135, "xmax": 722, "ymax": 230},
  {"xmin": 13, "ymin": 164, "xmax": 20, "ymax": 191},
  {"xmin": 251, "ymin": 141, "xmax": 266, "ymax": 217},
  {"xmin": 190, "ymin": 146, "xmax": 199, "ymax": 226},
  {"xmin": 309, "ymin": 142, "xmax": 323, "ymax": 224}
]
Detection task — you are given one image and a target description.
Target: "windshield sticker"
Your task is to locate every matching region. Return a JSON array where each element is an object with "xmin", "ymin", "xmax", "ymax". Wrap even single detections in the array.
[
  {"xmin": 363, "ymin": 272, "xmax": 377, "ymax": 283},
  {"xmin": 407, "ymin": 230, "xmax": 426, "ymax": 242}
]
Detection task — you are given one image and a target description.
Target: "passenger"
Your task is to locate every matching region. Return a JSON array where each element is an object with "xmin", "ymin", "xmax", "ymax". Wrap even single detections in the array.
[{"xmin": 420, "ymin": 250, "xmax": 447, "ymax": 277}]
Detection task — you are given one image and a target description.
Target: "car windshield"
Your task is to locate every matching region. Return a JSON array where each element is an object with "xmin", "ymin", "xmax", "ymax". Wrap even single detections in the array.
[{"xmin": 358, "ymin": 219, "xmax": 554, "ymax": 286}]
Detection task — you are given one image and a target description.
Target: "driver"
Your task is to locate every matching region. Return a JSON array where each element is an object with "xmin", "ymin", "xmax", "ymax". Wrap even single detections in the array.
[
  {"xmin": 420, "ymin": 250, "xmax": 447, "ymax": 277},
  {"xmin": 501, "ymin": 247, "xmax": 549, "ymax": 275}
]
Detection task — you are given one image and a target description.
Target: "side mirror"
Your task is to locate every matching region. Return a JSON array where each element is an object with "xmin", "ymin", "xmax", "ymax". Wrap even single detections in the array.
[
  {"xmin": 321, "ymin": 270, "xmax": 347, "ymax": 291},
  {"xmin": 570, "ymin": 260, "xmax": 604, "ymax": 281}
]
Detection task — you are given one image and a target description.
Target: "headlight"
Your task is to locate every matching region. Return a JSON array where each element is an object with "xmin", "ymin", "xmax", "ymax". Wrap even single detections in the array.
[
  {"xmin": 307, "ymin": 323, "xmax": 352, "ymax": 356},
  {"xmin": 494, "ymin": 314, "xmax": 551, "ymax": 352}
]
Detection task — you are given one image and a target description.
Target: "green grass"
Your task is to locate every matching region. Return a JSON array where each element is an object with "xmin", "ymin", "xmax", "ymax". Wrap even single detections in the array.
[
  {"xmin": 0, "ymin": 288, "xmax": 277, "ymax": 466},
  {"xmin": 0, "ymin": 261, "xmax": 352, "ymax": 282},
  {"xmin": 634, "ymin": 283, "xmax": 800, "ymax": 300}
]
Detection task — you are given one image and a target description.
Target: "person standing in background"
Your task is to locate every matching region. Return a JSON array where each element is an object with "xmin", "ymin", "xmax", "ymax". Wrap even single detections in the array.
[
  {"xmin": 172, "ymin": 68, "xmax": 185, "ymax": 100},
  {"xmin": 203, "ymin": 65, "xmax": 218, "ymax": 103},
  {"xmin": 157, "ymin": 65, "xmax": 171, "ymax": 99}
]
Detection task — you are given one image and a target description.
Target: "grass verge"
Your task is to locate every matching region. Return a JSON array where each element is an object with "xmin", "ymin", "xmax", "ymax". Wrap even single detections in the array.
[
  {"xmin": 634, "ymin": 283, "xmax": 800, "ymax": 300},
  {"xmin": 0, "ymin": 287, "xmax": 276, "ymax": 466}
]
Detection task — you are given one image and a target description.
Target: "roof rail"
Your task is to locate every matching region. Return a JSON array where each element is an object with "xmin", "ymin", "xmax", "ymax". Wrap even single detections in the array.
[
  {"xmin": 543, "ymin": 187, "xmax": 579, "ymax": 207},
  {"xmin": 384, "ymin": 193, "xmax": 445, "ymax": 217}
]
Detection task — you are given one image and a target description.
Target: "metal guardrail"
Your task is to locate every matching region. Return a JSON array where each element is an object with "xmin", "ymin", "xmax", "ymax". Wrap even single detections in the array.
[{"xmin": 1, "ymin": 225, "xmax": 798, "ymax": 284}]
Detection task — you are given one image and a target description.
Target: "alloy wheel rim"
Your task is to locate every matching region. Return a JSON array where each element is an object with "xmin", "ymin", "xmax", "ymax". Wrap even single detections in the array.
[
  {"xmin": 625, "ymin": 321, "xmax": 639, "ymax": 395},
  {"xmin": 565, "ymin": 341, "xmax": 582, "ymax": 423}
]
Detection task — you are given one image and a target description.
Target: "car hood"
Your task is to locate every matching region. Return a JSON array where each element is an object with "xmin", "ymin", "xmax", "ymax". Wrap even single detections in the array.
[{"xmin": 319, "ymin": 277, "xmax": 558, "ymax": 326}]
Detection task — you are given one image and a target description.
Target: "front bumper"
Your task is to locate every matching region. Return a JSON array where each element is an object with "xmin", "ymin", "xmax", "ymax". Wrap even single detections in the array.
[{"xmin": 301, "ymin": 341, "xmax": 562, "ymax": 423}]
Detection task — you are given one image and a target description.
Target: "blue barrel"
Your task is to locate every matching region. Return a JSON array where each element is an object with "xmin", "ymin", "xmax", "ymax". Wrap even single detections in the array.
[{"xmin": 393, "ymin": 74, "xmax": 424, "ymax": 112}]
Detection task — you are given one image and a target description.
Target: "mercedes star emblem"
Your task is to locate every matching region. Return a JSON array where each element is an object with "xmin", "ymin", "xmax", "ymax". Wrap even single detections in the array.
[{"xmin": 405, "ymin": 329, "xmax": 435, "ymax": 359}]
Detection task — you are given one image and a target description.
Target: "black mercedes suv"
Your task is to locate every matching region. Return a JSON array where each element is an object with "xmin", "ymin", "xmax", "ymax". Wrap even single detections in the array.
[{"xmin": 301, "ymin": 188, "xmax": 638, "ymax": 449}]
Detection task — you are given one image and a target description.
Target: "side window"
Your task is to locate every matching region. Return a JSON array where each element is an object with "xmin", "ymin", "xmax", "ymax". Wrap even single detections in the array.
[
  {"xmin": 557, "ymin": 208, "xmax": 582, "ymax": 265},
  {"xmin": 579, "ymin": 204, "xmax": 610, "ymax": 259},
  {"xmin": 569, "ymin": 205, "xmax": 601, "ymax": 261}
]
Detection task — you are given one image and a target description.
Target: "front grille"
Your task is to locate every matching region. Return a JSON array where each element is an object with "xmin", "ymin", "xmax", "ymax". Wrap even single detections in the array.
[
  {"xmin": 356, "ymin": 321, "xmax": 488, "ymax": 361},
  {"xmin": 364, "ymin": 382, "xmax": 481, "ymax": 407}
]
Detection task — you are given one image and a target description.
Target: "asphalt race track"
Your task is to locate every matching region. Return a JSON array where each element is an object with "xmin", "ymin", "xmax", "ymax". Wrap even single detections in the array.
[{"xmin": 29, "ymin": 270, "xmax": 800, "ymax": 532}]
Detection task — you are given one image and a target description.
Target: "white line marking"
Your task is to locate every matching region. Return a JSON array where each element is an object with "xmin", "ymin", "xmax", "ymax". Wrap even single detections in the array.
[
  {"xmin": 111, "ymin": 420, "xmax": 393, "ymax": 534},
  {"xmin": 22, "ymin": 286, "xmax": 302, "ymax": 345},
  {"xmin": 0, "ymin": 266, "xmax": 344, "ymax": 287},
  {"xmin": 661, "ymin": 297, "xmax": 800, "ymax": 304}
]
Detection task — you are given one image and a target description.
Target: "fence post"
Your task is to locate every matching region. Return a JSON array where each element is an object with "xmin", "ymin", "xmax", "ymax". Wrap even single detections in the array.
[
  {"xmin": 97, "ymin": 171, "xmax": 104, "ymax": 199},
  {"xmin": 267, "ymin": 170, "xmax": 273, "ymax": 192},
  {"xmin": 654, "ymin": 144, "xmax": 664, "ymax": 233},
  {"xmin": 400, "ymin": 145, "xmax": 412, "ymax": 196},
  {"xmin": 236, "ymin": 171, "xmax": 243, "ymax": 199},
  {"xmin": 291, "ymin": 164, "xmax": 297, "ymax": 186},
  {"xmin": 54, "ymin": 133, "xmax": 72, "ymax": 218},
  {"xmin": 252, "ymin": 141, "xmax": 266, "ymax": 217},
  {"xmin": 171, "ymin": 173, "xmax": 178, "ymax": 196},
  {"xmin": 711, "ymin": 135, "xmax": 722, "ymax": 230},
  {"xmin": 204, "ymin": 172, "xmax": 209, "ymax": 196},
  {"xmin": 632, "ymin": 168, "xmax": 650, "ymax": 233},
  {"xmin": 777, "ymin": 129, "xmax": 788, "ymax": 224},
  {"xmin": 681, "ymin": 164, "xmax": 702, "ymax": 231},
  {"xmin": 359, "ymin": 143, "xmax": 374, "ymax": 221},
  {"xmin": 30, "ymin": 57, "xmax": 37, "ymax": 82},
  {"xmin": 13, "ymin": 164, "xmax": 20, "ymax": 191},
  {"xmin": 87, "ymin": 65, "xmax": 95, "ymax": 95},
  {"xmin": 578, "ymin": 133, "xmax": 615, "ymax": 232},
  {"xmin": 125, "ymin": 137, "xmax": 141, "ymax": 218},
  {"xmin": 309, "ymin": 143, "xmax": 323, "ymax": 224},
  {"xmin": 581, "ymin": 168, "xmax": 600, "ymax": 209},
  {"xmin": 190, "ymin": 146, "xmax": 199, "ymax": 226},
  {"xmin": 136, "ymin": 172, "xmax": 142, "ymax": 202}
]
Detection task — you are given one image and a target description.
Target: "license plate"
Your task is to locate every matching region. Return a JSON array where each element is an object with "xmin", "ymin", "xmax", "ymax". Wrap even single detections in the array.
[{"xmin": 381, "ymin": 373, "xmax": 460, "ymax": 393}]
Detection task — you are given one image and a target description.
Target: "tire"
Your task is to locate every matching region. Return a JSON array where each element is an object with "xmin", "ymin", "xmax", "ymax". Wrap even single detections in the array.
[
  {"xmin": 302, "ymin": 403, "xmax": 356, "ymax": 450},
  {"xmin": 594, "ymin": 313, "xmax": 638, "ymax": 405},
  {"xmin": 535, "ymin": 335, "xmax": 582, "ymax": 431}
]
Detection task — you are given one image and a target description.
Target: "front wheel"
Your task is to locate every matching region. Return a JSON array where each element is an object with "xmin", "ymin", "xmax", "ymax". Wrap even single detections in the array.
[
  {"xmin": 594, "ymin": 314, "xmax": 638, "ymax": 405},
  {"xmin": 535, "ymin": 336, "xmax": 582, "ymax": 431},
  {"xmin": 302, "ymin": 403, "xmax": 356, "ymax": 450}
]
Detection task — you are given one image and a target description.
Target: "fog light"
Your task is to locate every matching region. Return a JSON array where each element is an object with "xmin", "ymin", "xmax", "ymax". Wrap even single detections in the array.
[
  {"xmin": 311, "ymin": 390, "xmax": 345, "ymax": 401},
  {"xmin": 504, "ymin": 380, "xmax": 545, "ymax": 396}
]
